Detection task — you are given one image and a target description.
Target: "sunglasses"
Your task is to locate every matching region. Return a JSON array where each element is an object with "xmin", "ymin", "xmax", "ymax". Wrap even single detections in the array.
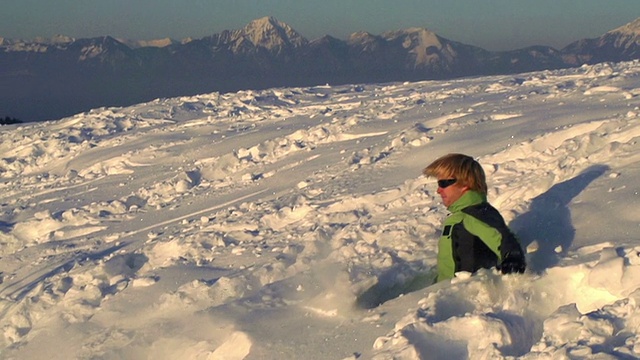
[{"xmin": 437, "ymin": 179, "xmax": 457, "ymax": 189}]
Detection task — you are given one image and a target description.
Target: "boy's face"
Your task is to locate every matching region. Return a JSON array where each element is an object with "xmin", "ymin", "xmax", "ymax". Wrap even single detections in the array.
[{"xmin": 436, "ymin": 178, "xmax": 468, "ymax": 207}]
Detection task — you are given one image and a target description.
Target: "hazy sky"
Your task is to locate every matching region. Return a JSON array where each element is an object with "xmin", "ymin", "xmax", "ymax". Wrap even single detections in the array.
[{"xmin": 1, "ymin": 0, "xmax": 638, "ymax": 51}]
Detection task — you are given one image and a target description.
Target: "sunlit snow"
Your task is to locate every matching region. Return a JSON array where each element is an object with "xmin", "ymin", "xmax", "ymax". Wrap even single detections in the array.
[{"xmin": 1, "ymin": 61, "xmax": 640, "ymax": 359}]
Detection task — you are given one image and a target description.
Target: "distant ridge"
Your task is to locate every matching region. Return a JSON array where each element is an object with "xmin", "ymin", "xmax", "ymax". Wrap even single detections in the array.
[
  {"xmin": 117, "ymin": 38, "xmax": 180, "ymax": 49},
  {"xmin": 1, "ymin": 16, "xmax": 639, "ymax": 123},
  {"xmin": 562, "ymin": 17, "xmax": 640, "ymax": 64}
]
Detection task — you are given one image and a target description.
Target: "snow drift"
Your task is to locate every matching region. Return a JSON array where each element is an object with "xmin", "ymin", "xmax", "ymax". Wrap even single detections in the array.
[{"xmin": 1, "ymin": 60, "xmax": 640, "ymax": 359}]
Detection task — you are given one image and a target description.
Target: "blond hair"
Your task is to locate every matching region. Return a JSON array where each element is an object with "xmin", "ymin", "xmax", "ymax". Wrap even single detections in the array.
[{"xmin": 423, "ymin": 153, "xmax": 488, "ymax": 194}]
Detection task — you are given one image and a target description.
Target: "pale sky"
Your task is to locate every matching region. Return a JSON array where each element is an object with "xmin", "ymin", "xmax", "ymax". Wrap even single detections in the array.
[{"xmin": 1, "ymin": 0, "xmax": 638, "ymax": 51}]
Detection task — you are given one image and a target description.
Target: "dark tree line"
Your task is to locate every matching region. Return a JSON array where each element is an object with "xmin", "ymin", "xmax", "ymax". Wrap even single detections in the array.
[{"xmin": 1, "ymin": 117, "xmax": 22, "ymax": 125}]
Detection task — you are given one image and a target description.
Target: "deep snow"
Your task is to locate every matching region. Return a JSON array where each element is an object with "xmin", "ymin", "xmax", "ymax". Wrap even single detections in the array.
[{"xmin": 1, "ymin": 60, "xmax": 640, "ymax": 359}]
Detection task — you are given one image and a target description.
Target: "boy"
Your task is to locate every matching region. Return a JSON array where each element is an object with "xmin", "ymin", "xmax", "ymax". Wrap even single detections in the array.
[{"xmin": 424, "ymin": 153, "xmax": 526, "ymax": 282}]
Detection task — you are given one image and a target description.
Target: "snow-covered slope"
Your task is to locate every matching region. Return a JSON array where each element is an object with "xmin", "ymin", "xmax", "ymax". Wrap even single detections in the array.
[{"xmin": 1, "ymin": 61, "xmax": 640, "ymax": 359}]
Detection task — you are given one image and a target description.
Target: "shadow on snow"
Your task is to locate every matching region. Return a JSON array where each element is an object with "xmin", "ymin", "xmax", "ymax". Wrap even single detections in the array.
[{"xmin": 510, "ymin": 164, "xmax": 610, "ymax": 272}]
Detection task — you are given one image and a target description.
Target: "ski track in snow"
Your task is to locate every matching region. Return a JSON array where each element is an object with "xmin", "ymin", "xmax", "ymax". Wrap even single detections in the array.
[{"xmin": 0, "ymin": 61, "xmax": 639, "ymax": 359}]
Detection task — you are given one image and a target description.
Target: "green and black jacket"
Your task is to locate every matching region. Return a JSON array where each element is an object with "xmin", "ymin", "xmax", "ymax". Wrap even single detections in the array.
[{"xmin": 436, "ymin": 190, "xmax": 525, "ymax": 282}]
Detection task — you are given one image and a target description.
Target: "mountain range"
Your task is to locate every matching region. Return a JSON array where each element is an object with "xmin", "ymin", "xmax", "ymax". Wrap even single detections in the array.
[{"xmin": 2, "ymin": 16, "xmax": 640, "ymax": 123}]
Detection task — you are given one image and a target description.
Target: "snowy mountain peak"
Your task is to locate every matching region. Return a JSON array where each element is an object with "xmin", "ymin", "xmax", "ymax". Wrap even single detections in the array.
[
  {"xmin": 245, "ymin": 15, "xmax": 281, "ymax": 29},
  {"xmin": 347, "ymin": 31, "xmax": 381, "ymax": 48},
  {"xmin": 384, "ymin": 27, "xmax": 441, "ymax": 47},
  {"xmin": 33, "ymin": 35, "xmax": 75, "ymax": 44},
  {"xmin": 385, "ymin": 27, "xmax": 436, "ymax": 37},
  {"xmin": 239, "ymin": 16, "xmax": 308, "ymax": 49},
  {"xmin": 0, "ymin": 35, "xmax": 75, "ymax": 52},
  {"xmin": 349, "ymin": 31, "xmax": 377, "ymax": 40},
  {"xmin": 75, "ymin": 36, "xmax": 131, "ymax": 61},
  {"xmin": 116, "ymin": 37, "xmax": 177, "ymax": 48},
  {"xmin": 609, "ymin": 17, "xmax": 640, "ymax": 36}
]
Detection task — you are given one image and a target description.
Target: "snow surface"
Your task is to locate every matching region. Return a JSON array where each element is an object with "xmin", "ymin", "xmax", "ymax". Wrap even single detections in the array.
[{"xmin": 1, "ymin": 61, "xmax": 640, "ymax": 359}]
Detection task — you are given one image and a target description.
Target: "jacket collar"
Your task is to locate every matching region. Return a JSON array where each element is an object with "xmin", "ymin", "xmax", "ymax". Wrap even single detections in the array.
[{"xmin": 447, "ymin": 190, "xmax": 486, "ymax": 212}]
